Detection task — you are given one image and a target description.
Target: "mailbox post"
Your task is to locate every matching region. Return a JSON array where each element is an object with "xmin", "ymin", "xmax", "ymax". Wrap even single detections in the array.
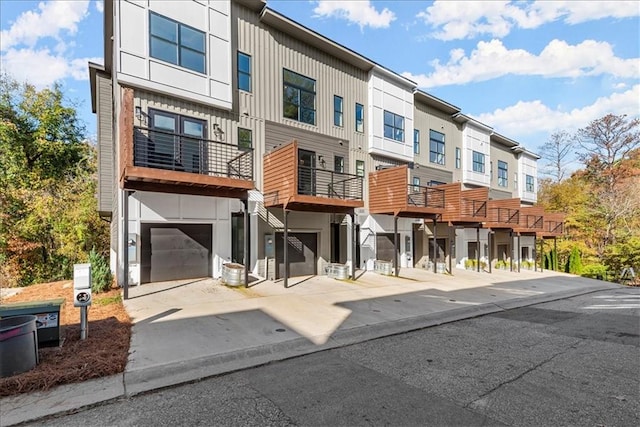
[{"xmin": 73, "ymin": 263, "xmax": 92, "ymax": 340}]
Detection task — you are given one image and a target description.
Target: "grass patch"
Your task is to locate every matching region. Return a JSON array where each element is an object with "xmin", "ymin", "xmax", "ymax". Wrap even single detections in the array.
[{"xmin": 94, "ymin": 294, "xmax": 122, "ymax": 306}]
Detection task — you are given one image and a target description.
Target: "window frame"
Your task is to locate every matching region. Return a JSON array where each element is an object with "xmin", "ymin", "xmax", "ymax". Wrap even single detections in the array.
[
  {"xmin": 355, "ymin": 103, "xmax": 364, "ymax": 133},
  {"xmin": 472, "ymin": 151, "xmax": 485, "ymax": 173},
  {"xmin": 238, "ymin": 127, "xmax": 252, "ymax": 151},
  {"xmin": 333, "ymin": 95, "xmax": 343, "ymax": 127},
  {"xmin": 149, "ymin": 12, "xmax": 206, "ymax": 74},
  {"xmin": 429, "ymin": 129, "xmax": 445, "ymax": 165},
  {"xmin": 383, "ymin": 110, "xmax": 404, "ymax": 142},
  {"xmin": 526, "ymin": 174, "xmax": 535, "ymax": 192},
  {"xmin": 356, "ymin": 160, "xmax": 365, "ymax": 177},
  {"xmin": 283, "ymin": 69, "xmax": 316, "ymax": 125},
  {"xmin": 334, "ymin": 155, "xmax": 345, "ymax": 173},
  {"xmin": 497, "ymin": 160, "xmax": 508, "ymax": 187},
  {"xmin": 455, "ymin": 147, "xmax": 461, "ymax": 169},
  {"xmin": 237, "ymin": 51, "xmax": 252, "ymax": 92},
  {"xmin": 412, "ymin": 176, "xmax": 420, "ymax": 192},
  {"xmin": 413, "ymin": 129, "xmax": 420, "ymax": 154}
]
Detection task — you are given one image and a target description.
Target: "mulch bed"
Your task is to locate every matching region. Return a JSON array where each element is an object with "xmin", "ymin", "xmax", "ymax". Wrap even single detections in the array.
[{"xmin": 0, "ymin": 281, "xmax": 131, "ymax": 397}]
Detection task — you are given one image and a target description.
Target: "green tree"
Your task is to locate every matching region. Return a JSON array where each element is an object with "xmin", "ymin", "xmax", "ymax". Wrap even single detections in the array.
[
  {"xmin": 0, "ymin": 75, "xmax": 108, "ymax": 287},
  {"xmin": 565, "ymin": 246, "xmax": 583, "ymax": 275}
]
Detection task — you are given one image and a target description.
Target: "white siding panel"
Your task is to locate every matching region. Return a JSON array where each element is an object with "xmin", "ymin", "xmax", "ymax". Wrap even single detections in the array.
[
  {"xmin": 216, "ymin": 198, "xmax": 230, "ymax": 220},
  {"xmin": 120, "ymin": 52, "xmax": 147, "ymax": 79},
  {"xmin": 181, "ymin": 195, "xmax": 216, "ymax": 219},
  {"xmin": 139, "ymin": 193, "xmax": 181, "ymax": 220},
  {"xmin": 209, "ymin": 8, "xmax": 229, "ymax": 39},
  {"xmin": 149, "ymin": 61, "xmax": 209, "ymax": 93},
  {"xmin": 209, "ymin": 35, "xmax": 230, "ymax": 82},
  {"xmin": 150, "ymin": 0, "xmax": 207, "ymax": 30},
  {"xmin": 210, "ymin": 0, "xmax": 229, "ymax": 15},
  {"xmin": 120, "ymin": 1, "xmax": 146, "ymax": 57}
]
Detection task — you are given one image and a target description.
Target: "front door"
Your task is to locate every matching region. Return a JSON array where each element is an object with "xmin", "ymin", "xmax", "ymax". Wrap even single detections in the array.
[{"xmin": 298, "ymin": 149, "xmax": 316, "ymax": 195}]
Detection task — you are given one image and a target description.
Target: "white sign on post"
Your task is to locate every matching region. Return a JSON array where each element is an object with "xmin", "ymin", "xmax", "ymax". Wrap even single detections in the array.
[{"xmin": 73, "ymin": 263, "xmax": 92, "ymax": 307}]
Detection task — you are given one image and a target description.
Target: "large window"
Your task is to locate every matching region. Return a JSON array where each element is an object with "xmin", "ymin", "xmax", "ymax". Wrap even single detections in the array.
[
  {"xmin": 526, "ymin": 174, "xmax": 535, "ymax": 192},
  {"xmin": 355, "ymin": 103, "xmax": 364, "ymax": 133},
  {"xmin": 429, "ymin": 130, "xmax": 445, "ymax": 165},
  {"xmin": 455, "ymin": 147, "xmax": 461, "ymax": 169},
  {"xmin": 384, "ymin": 111, "xmax": 404, "ymax": 142},
  {"xmin": 150, "ymin": 12, "xmax": 205, "ymax": 74},
  {"xmin": 356, "ymin": 160, "xmax": 365, "ymax": 177},
  {"xmin": 334, "ymin": 95, "xmax": 343, "ymax": 127},
  {"xmin": 414, "ymin": 129, "xmax": 420, "ymax": 154},
  {"xmin": 283, "ymin": 69, "xmax": 316, "ymax": 125},
  {"xmin": 238, "ymin": 128, "xmax": 252, "ymax": 151},
  {"xmin": 472, "ymin": 151, "xmax": 485, "ymax": 173},
  {"xmin": 237, "ymin": 52, "xmax": 251, "ymax": 92},
  {"xmin": 498, "ymin": 160, "xmax": 508, "ymax": 187}
]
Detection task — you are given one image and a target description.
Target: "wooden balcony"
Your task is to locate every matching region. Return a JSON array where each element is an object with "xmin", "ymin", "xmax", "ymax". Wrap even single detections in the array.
[
  {"xmin": 513, "ymin": 206, "xmax": 545, "ymax": 234},
  {"xmin": 439, "ymin": 183, "xmax": 488, "ymax": 225},
  {"xmin": 369, "ymin": 165, "xmax": 445, "ymax": 218},
  {"xmin": 541, "ymin": 212, "xmax": 565, "ymax": 238},
  {"xmin": 485, "ymin": 198, "xmax": 521, "ymax": 229},
  {"xmin": 118, "ymin": 90, "xmax": 253, "ymax": 199},
  {"xmin": 263, "ymin": 141, "xmax": 364, "ymax": 213}
]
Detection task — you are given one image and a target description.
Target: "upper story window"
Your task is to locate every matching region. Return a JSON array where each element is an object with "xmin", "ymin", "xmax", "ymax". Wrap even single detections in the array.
[
  {"xmin": 334, "ymin": 156, "xmax": 344, "ymax": 173},
  {"xmin": 498, "ymin": 160, "xmax": 508, "ymax": 187},
  {"xmin": 238, "ymin": 128, "xmax": 252, "ymax": 151},
  {"xmin": 472, "ymin": 151, "xmax": 485, "ymax": 173},
  {"xmin": 283, "ymin": 69, "xmax": 316, "ymax": 125},
  {"xmin": 150, "ymin": 12, "xmax": 205, "ymax": 74},
  {"xmin": 334, "ymin": 95, "xmax": 343, "ymax": 127},
  {"xmin": 455, "ymin": 147, "xmax": 461, "ymax": 169},
  {"xmin": 429, "ymin": 130, "xmax": 445, "ymax": 165},
  {"xmin": 384, "ymin": 111, "xmax": 404, "ymax": 142},
  {"xmin": 356, "ymin": 160, "xmax": 365, "ymax": 177},
  {"xmin": 413, "ymin": 129, "xmax": 420, "ymax": 154},
  {"xmin": 355, "ymin": 103, "xmax": 364, "ymax": 133},
  {"xmin": 526, "ymin": 174, "xmax": 535, "ymax": 192},
  {"xmin": 237, "ymin": 52, "xmax": 251, "ymax": 92}
]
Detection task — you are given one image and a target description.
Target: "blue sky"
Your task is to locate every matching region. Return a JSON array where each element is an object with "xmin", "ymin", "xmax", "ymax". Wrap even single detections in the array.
[{"xmin": 1, "ymin": 0, "xmax": 638, "ymax": 158}]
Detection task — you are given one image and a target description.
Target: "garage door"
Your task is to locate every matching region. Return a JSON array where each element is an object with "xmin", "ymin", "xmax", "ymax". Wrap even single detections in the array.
[
  {"xmin": 376, "ymin": 233, "xmax": 399, "ymax": 262},
  {"xmin": 275, "ymin": 232, "xmax": 317, "ymax": 279},
  {"xmin": 140, "ymin": 223, "xmax": 212, "ymax": 283}
]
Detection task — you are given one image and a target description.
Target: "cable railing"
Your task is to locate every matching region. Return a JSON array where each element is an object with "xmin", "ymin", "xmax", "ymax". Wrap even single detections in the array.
[
  {"xmin": 461, "ymin": 199, "xmax": 487, "ymax": 217},
  {"xmin": 406, "ymin": 184, "xmax": 445, "ymax": 208},
  {"xmin": 133, "ymin": 126, "xmax": 253, "ymax": 181},
  {"xmin": 297, "ymin": 165, "xmax": 363, "ymax": 200},
  {"xmin": 491, "ymin": 207, "xmax": 520, "ymax": 224}
]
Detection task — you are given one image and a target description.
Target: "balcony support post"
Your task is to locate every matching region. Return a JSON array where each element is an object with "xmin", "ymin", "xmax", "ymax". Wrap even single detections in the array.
[
  {"xmin": 553, "ymin": 237, "xmax": 557, "ymax": 272},
  {"xmin": 488, "ymin": 231, "xmax": 493, "ymax": 274},
  {"xmin": 243, "ymin": 199, "xmax": 250, "ymax": 288},
  {"xmin": 350, "ymin": 212, "xmax": 356, "ymax": 280},
  {"xmin": 534, "ymin": 238, "xmax": 538, "ymax": 272},
  {"xmin": 539, "ymin": 238, "xmax": 544, "ymax": 273},
  {"xmin": 123, "ymin": 190, "xmax": 131, "ymax": 300},
  {"xmin": 509, "ymin": 231, "xmax": 514, "ymax": 272},
  {"xmin": 448, "ymin": 225, "xmax": 453, "ymax": 275},
  {"xmin": 433, "ymin": 219, "xmax": 437, "ymax": 274},
  {"xmin": 394, "ymin": 216, "xmax": 399, "ymax": 277},
  {"xmin": 517, "ymin": 234, "xmax": 521, "ymax": 272},
  {"xmin": 283, "ymin": 209, "xmax": 289, "ymax": 288},
  {"xmin": 476, "ymin": 227, "xmax": 480, "ymax": 272}
]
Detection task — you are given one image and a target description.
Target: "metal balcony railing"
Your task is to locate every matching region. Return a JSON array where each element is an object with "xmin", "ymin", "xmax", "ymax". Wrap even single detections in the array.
[
  {"xmin": 297, "ymin": 165, "xmax": 363, "ymax": 200},
  {"xmin": 492, "ymin": 208, "xmax": 520, "ymax": 224},
  {"xmin": 526, "ymin": 215, "xmax": 543, "ymax": 229},
  {"xmin": 133, "ymin": 126, "xmax": 253, "ymax": 181},
  {"xmin": 461, "ymin": 199, "xmax": 487, "ymax": 217},
  {"xmin": 407, "ymin": 184, "xmax": 445, "ymax": 208}
]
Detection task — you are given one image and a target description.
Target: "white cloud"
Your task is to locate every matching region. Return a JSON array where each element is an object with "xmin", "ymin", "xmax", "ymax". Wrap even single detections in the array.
[
  {"xmin": 0, "ymin": 1, "xmax": 90, "ymax": 51},
  {"xmin": 403, "ymin": 39, "xmax": 640, "ymax": 88},
  {"xmin": 312, "ymin": 0, "xmax": 396, "ymax": 29},
  {"xmin": 474, "ymin": 85, "xmax": 640, "ymax": 138},
  {"xmin": 0, "ymin": 48, "xmax": 102, "ymax": 88},
  {"xmin": 95, "ymin": 1, "xmax": 104, "ymax": 14},
  {"xmin": 418, "ymin": 0, "xmax": 640, "ymax": 40}
]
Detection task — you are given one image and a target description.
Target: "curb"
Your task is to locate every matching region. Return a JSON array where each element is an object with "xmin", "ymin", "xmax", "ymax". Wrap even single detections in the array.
[{"xmin": 0, "ymin": 283, "xmax": 618, "ymax": 426}]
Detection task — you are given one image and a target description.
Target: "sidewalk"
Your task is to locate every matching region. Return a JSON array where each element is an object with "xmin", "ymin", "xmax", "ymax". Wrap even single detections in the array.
[{"xmin": 0, "ymin": 268, "xmax": 619, "ymax": 426}]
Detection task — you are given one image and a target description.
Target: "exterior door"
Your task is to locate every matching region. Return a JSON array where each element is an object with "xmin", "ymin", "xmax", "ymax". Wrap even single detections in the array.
[
  {"xmin": 148, "ymin": 109, "xmax": 206, "ymax": 172},
  {"xmin": 298, "ymin": 149, "xmax": 316, "ymax": 195}
]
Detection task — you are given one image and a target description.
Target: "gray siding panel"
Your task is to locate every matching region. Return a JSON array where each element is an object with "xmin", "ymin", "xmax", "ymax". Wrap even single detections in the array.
[
  {"xmin": 97, "ymin": 73, "xmax": 113, "ymax": 216},
  {"xmin": 489, "ymin": 188, "xmax": 513, "ymax": 200},
  {"xmin": 412, "ymin": 164, "xmax": 453, "ymax": 185}
]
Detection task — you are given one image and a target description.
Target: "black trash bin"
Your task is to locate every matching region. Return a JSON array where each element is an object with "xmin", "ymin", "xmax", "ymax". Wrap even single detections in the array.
[{"xmin": 0, "ymin": 315, "xmax": 39, "ymax": 378}]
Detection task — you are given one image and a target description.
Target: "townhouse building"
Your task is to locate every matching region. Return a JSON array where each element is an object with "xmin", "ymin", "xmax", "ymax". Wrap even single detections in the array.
[{"xmin": 90, "ymin": 0, "xmax": 562, "ymax": 294}]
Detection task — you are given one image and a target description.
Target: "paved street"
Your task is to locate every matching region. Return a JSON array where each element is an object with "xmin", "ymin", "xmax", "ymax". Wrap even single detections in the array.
[{"xmin": 25, "ymin": 287, "xmax": 640, "ymax": 426}]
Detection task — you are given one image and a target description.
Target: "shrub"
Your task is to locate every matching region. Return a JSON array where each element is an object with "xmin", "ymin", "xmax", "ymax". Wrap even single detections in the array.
[
  {"xmin": 581, "ymin": 264, "xmax": 609, "ymax": 280},
  {"xmin": 464, "ymin": 258, "xmax": 477, "ymax": 269},
  {"xmin": 89, "ymin": 248, "xmax": 113, "ymax": 293},
  {"xmin": 565, "ymin": 246, "xmax": 583, "ymax": 275}
]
